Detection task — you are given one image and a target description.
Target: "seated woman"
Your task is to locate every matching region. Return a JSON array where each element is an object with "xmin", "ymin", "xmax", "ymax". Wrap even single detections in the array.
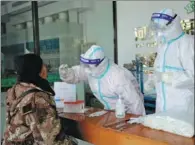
[{"xmin": 2, "ymin": 54, "xmax": 77, "ymax": 145}]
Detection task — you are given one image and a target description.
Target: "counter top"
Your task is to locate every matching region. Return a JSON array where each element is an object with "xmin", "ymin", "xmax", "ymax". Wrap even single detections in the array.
[{"xmin": 58, "ymin": 108, "xmax": 194, "ymax": 145}]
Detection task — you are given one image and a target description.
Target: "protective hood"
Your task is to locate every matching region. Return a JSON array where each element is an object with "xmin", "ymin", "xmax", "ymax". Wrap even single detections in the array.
[
  {"xmin": 148, "ymin": 9, "xmax": 184, "ymax": 43},
  {"xmin": 80, "ymin": 45, "xmax": 109, "ymax": 77},
  {"xmin": 161, "ymin": 14, "xmax": 183, "ymax": 42}
]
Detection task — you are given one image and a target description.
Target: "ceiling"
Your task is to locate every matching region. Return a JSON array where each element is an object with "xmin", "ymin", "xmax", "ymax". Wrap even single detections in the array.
[{"xmin": 1, "ymin": 1, "xmax": 11, "ymax": 6}]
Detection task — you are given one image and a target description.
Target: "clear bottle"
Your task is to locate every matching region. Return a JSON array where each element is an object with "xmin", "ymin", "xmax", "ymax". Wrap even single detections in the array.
[{"xmin": 115, "ymin": 98, "xmax": 125, "ymax": 118}]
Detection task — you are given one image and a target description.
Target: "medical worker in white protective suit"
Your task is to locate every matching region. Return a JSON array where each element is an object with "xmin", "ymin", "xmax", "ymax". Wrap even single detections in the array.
[
  {"xmin": 144, "ymin": 9, "xmax": 194, "ymax": 113},
  {"xmin": 59, "ymin": 45, "xmax": 146, "ymax": 115}
]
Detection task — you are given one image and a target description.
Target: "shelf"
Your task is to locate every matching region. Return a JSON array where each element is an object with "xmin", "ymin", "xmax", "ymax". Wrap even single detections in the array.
[{"xmin": 143, "ymin": 67, "xmax": 154, "ymax": 71}]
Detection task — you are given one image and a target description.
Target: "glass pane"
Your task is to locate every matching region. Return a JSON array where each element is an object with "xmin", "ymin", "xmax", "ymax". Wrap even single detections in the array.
[
  {"xmin": 1, "ymin": 1, "xmax": 33, "ymax": 138},
  {"xmin": 1, "ymin": 0, "xmax": 114, "ymax": 110}
]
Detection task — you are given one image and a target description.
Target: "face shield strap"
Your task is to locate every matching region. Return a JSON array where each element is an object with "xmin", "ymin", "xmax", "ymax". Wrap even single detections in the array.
[
  {"xmin": 80, "ymin": 56, "xmax": 105, "ymax": 65},
  {"xmin": 96, "ymin": 57, "xmax": 105, "ymax": 67},
  {"xmin": 166, "ymin": 14, "xmax": 177, "ymax": 26}
]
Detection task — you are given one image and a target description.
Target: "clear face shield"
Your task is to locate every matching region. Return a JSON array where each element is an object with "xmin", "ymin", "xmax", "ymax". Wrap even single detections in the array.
[
  {"xmin": 146, "ymin": 26, "xmax": 165, "ymax": 46},
  {"xmin": 146, "ymin": 12, "xmax": 177, "ymax": 44},
  {"xmin": 80, "ymin": 54, "xmax": 105, "ymax": 74}
]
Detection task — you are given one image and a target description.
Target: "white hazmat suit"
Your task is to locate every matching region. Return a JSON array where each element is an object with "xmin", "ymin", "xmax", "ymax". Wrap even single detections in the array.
[
  {"xmin": 145, "ymin": 9, "xmax": 194, "ymax": 113},
  {"xmin": 59, "ymin": 45, "xmax": 145, "ymax": 115}
]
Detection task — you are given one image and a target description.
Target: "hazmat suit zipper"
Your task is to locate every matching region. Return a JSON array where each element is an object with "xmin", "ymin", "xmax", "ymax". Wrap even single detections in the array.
[
  {"xmin": 91, "ymin": 62, "xmax": 112, "ymax": 110},
  {"xmin": 161, "ymin": 32, "xmax": 185, "ymax": 111}
]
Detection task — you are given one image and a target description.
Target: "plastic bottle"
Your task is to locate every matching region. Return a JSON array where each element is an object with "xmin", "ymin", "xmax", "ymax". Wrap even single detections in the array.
[{"xmin": 115, "ymin": 98, "xmax": 125, "ymax": 118}]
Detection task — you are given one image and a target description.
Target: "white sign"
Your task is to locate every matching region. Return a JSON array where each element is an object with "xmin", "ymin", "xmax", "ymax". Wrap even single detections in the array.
[{"xmin": 54, "ymin": 82, "xmax": 76, "ymax": 102}]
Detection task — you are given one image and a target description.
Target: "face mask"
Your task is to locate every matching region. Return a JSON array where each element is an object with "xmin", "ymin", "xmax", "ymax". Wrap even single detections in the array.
[
  {"xmin": 84, "ymin": 65, "xmax": 97, "ymax": 75},
  {"xmin": 84, "ymin": 58, "xmax": 109, "ymax": 77},
  {"xmin": 85, "ymin": 68, "xmax": 92, "ymax": 74},
  {"xmin": 155, "ymin": 32, "xmax": 167, "ymax": 46}
]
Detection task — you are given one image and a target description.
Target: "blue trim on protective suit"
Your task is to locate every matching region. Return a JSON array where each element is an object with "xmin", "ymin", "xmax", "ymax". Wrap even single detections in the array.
[
  {"xmin": 88, "ymin": 47, "xmax": 115, "ymax": 109},
  {"xmin": 102, "ymin": 96, "xmax": 119, "ymax": 99},
  {"xmin": 98, "ymin": 63, "xmax": 111, "ymax": 109},
  {"xmin": 165, "ymin": 65, "xmax": 185, "ymax": 71},
  {"xmin": 161, "ymin": 32, "xmax": 185, "ymax": 111},
  {"xmin": 97, "ymin": 62, "xmax": 110, "ymax": 79},
  {"xmin": 98, "ymin": 80, "xmax": 110, "ymax": 109},
  {"xmin": 92, "ymin": 91, "xmax": 111, "ymax": 109},
  {"xmin": 89, "ymin": 47, "xmax": 103, "ymax": 58},
  {"xmin": 92, "ymin": 92, "xmax": 118, "ymax": 99}
]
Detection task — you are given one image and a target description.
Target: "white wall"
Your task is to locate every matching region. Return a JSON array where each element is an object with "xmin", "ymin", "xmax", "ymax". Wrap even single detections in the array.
[
  {"xmin": 79, "ymin": 1, "xmax": 114, "ymax": 60},
  {"xmin": 117, "ymin": 1, "xmax": 194, "ymax": 66}
]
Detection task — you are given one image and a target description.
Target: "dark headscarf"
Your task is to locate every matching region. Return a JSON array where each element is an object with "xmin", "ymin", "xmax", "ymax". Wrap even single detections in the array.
[{"xmin": 15, "ymin": 53, "xmax": 55, "ymax": 96}]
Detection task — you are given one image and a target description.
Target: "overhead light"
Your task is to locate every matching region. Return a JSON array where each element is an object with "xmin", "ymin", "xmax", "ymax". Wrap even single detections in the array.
[
  {"xmin": 15, "ymin": 23, "xmax": 24, "ymax": 30},
  {"xmin": 44, "ymin": 16, "xmax": 53, "ymax": 24},
  {"xmin": 26, "ymin": 21, "xmax": 32, "ymax": 28},
  {"xmin": 58, "ymin": 12, "xmax": 67, "ymax": 21},
  {"xmin": 39, "ymin": 18, "xmax": 43, "ymax": 25}
]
